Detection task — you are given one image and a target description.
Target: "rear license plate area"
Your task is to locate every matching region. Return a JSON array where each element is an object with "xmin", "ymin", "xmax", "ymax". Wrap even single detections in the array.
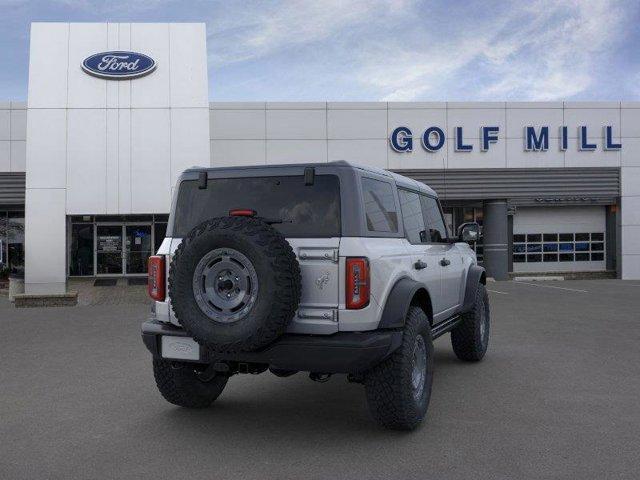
[{"xmin": 161, "ymin": 336, "xmax": 200, "ymax": 361}]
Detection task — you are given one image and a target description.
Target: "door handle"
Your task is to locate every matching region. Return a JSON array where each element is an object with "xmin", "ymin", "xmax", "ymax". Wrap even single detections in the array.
[
  {"xmin": 414, "ymin": 260, "xmax": 428, "ymax": 270},
  {"xmin": 440, "ymin": 258, "xmax": 451, "ymax": 267}
]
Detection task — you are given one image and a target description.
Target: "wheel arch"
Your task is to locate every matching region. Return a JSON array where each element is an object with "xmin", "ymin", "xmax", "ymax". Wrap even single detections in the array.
[
  {"xmin": 378, "ymin": 277, "xmax": 433, "ymax": 329},
  {"xmin": 461, "ymin": 265, "xmax": 486, "ymax": 313}
]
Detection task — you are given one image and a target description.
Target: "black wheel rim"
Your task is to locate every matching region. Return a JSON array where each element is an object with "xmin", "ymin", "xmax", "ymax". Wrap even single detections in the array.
[{"xmin": 192, "ymin": 248, "xmax": 259, "ymax": 323}]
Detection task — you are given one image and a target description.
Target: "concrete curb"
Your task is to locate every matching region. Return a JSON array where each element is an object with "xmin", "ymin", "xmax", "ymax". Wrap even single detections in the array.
[{"xmin": 14, "ymin": 292, "xmax": 78, "ymax": 308}]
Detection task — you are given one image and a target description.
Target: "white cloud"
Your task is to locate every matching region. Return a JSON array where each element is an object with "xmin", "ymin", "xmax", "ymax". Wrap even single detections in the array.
[
  {"xmin": 208, "ymin": 0, "xmax": 413, "ymax": 66},
  {"xmin": 357, "ymin": 0, "xmax": 628, "ymax": 101}
]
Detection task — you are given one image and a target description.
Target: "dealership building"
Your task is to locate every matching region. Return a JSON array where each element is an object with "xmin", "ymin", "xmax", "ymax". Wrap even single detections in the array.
[{"xmin": 1, "ymin": 22, "xmax": 640, "ymax": 295}]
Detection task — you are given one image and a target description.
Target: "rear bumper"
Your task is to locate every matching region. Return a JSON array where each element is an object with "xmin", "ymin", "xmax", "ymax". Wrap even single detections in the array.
[{"xmin": 141, "ymin": 319, "xmax": 402, "ymax": 374}]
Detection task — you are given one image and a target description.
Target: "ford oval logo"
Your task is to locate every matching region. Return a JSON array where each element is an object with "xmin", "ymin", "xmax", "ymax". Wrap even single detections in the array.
[{"xmin": 82, "ymin": 51, "xmax": 156, "ymax": 80}]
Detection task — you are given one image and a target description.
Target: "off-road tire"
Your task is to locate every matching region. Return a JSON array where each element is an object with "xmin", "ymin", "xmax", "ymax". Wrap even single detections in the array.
[
  {"xmin": 153, "ymin": 359, "xmax": 228, "ymax": 408},
  {"xmin": 364, "ymin": 306, "xmax": 433, "ymax": 430},
  {"xmin": 169, "ymin": 216, "xmax": 301, "ymax": 352},
  {"xmin": 451, "ymin": 283, "xmax": 490, "ymax": 361}
]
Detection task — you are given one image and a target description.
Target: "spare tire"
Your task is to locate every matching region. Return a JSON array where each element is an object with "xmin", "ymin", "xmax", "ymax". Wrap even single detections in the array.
[{"xmin": 169, "ymin": 216, "xmax": 301, "ymax": 352}]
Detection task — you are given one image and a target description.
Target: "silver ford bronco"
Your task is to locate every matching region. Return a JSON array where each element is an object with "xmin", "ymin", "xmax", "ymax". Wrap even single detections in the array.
[{"xmin": 142, "ymin": 161, "xmax": 489, "ymax": 430}]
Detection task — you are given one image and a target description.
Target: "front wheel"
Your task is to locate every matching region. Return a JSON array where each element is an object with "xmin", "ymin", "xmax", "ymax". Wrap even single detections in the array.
[
  {"xmin": 153, "ymin": 359, "xmax": 228, "ymax": 408},
  {"xmin": 364, "ymin": 306, "xmax": 434, "ymax": 430},
  {"xmin": 451, "ymin": 283, "xmax": 490, "ymax": 361}
]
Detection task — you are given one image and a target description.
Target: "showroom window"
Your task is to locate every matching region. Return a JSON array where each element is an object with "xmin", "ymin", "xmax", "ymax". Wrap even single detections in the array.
[
  {"xmin": 0, "ymin": 211, "xmax": 25, "ymax": 277},
  {"xmin": 68, "ymin": 214, "xmax": 170, "ymax": 277},
  {"xmin": 513, "ymin": 232, "xmax": 605, "ymax": 263}
]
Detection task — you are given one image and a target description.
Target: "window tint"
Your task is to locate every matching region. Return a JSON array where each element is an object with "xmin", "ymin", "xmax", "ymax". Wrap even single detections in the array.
[
  {"xmin": 398, "ymin": 189, "xmax": 427, "ymax": 244},
  {"xmin": 420, "ymin": 196, "xmax": 448, "ymax": 242},
  {"xmin": 173, "ymin": 175, "xmax": 340, "ymax": 237},
  {"xmin": 362, "ymin": 178, "xmax": 398, "ymax": 233}
]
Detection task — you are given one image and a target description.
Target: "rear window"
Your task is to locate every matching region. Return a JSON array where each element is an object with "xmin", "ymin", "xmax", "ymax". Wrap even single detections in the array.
[{"xmin": 172, "ymin": 175, "xmax": 341, "ymax": 237}]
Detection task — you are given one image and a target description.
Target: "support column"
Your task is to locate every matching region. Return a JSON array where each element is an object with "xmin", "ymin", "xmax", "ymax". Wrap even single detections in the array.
[{"xmin": 482, "ymin": 200, "xmax": 509, "ymax": 281}]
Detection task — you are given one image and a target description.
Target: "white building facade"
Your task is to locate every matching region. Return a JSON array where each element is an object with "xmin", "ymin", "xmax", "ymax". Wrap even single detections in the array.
[{"xmin": 1, "ymin": 22, "xmax": 639, "ymax": 294}]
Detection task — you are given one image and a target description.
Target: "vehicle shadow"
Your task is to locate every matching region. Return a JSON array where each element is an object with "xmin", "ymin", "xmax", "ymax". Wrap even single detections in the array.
[{"xmin": 135, "ymin": 347, "xmax": 477, "ymax": 442}]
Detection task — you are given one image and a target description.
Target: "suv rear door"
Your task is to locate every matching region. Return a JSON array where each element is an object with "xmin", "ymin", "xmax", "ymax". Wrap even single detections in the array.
[{"xmin": 397, "ymin": 188, "xmax": 447, "ymax": 319}]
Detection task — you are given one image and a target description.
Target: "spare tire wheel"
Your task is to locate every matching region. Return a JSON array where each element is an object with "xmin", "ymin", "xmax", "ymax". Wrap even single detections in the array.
[{"xmin": 169, "ymin": 216, "xmax": 301, "ymax": 352}]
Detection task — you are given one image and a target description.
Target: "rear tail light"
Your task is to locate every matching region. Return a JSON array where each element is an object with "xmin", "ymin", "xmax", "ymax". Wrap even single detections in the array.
[
  {"xmin": 148, "ymin": 255, "xmax": 166, "ymax": 301},
  {"xmin": 346, "ymin": 257, "xmax": 369, "ymax": 309}
]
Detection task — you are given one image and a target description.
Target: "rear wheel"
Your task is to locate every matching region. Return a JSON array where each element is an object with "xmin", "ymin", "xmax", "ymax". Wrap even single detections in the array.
[
  {"xmin": 364, "ymin": 306, "xmax": 433, "ymax": 430},
  {"xmin": 153, "ymin": 359, "xmax": 228, "ymax": 408},
  {"xmin": 451, "ymin": 283, "xmax": 490, "ymax": 361}
]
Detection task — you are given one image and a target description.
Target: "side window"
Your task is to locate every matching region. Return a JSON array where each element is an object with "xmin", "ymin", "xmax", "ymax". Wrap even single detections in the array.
[
  {"xmin": 398, "ymin": 189, "xmax": 427, "ymax": 244},
  {"xmin": 420, "ymin": 195, "xmax": 448, "ymax": 243},
  {"xmin": 361, "ymin": 178, "xmax": 398, "ymax": 233}
]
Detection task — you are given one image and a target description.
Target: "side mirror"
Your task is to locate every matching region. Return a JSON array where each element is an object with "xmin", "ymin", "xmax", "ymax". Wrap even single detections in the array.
[{"xmin": 457, "ymin": 222, "xmax": 480, "ymax": 243}]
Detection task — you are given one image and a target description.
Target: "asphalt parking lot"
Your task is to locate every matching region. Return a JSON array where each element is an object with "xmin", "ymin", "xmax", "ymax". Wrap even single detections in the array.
[{"xmin": 1, "ymin": 280, "xmax": 639, "ymax": 480}]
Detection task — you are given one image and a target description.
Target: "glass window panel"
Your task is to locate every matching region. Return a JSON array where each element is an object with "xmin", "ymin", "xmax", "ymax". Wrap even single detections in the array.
[
  {"xmin": 0, "ymin": 212, "xmax": 7, "ymax": 274},
  {"xmin": 559, "ymin": 243, "xmax": 573, "ymax": 252},
  {"xmin": 591, "ymin": 233, "xmax": 604, "ymax": 241},
  {"xmin": 513, "ymin": 254, "xmax": 525, "ymax": 263},
  {"xmin": 591, "ymin": 252, "xmax": 604, "ymax": 261},
  {"xmin": 543, "ymin": 233, "xmax": 558, "ymax": 241},
  {"xmin": 70, "ymin": 215, "xmax": 94, "ymax": 223},
  {"xmin": 559, "ymin": 253, "xmax": 574, "ymax": 262},
  {"xmin": 575, "ymin": 253, "xmax": 590, "ymax": 261},
  {"xmin": 575, "ymin": 242, "xmax": 589, "ymax": 251},
  {"xmin": 126, "ymin": 225, "xmax": 152, "ymax": 275},
  {"xmin": 527, "ymin": 234, "xmax": 541, "ymax": 242},
  {"xmin": 513, "ymin": 234, "xmax": 526, "ymax": 243},
  {"xmin": 513, "ymin": 244, "xmax": 526, "ymax": 253},
  {"xmin": 463, "ymin": 208, "xmax": 474, "ymax": 223},
  {"xmin": 70, "ymin": 224, "xmax": 95, "ymax": 276},
  {"xmin": 96, "ymin": 215, "xmax": 125, "ymax": 223},
  {"xmin": 7, "ymin": 212, "xmax": 24, "ymax": 274},
  {"xmin": 527, "ymin": 244, "xmax": 542, "ymax": 252},
  {"xmin": 154, "ymin": 223, "xmax": 167, "ymax": 253},
  {"xmin": 543, "ymin": 243, "xmax": 558, "ymax": 252},
  {"xmin": 361, "ymin": 178, "xmax": 398, "ymax": 233},
  {"xmin": 575, "ymin": 233, "xmax": 589, "ymax": 241},
  {"xmin": 474, "ymin": 208, "xmax": 484, "ymax": 226},
  {"xmin": 420, "ymin": 196, "xmax": 448, "ymax": 242},
  {"xmin": 527, "ymin": 254, "xmax": 542, "ymax": 262},
  {"xmin": 591, "ymin": 242, "xmax": 604, "ymax": 251},
  {"xmin": 96, "ymin": 225, "xmax": 123, "ymax": 275},
  {"xmin": 175, "ymin": 175, "xmax": 342, "ymax": 237},
  {"xmin": 399, "ymin": 190, "xmax": 427, "ymax": 244},
  {"xmin": 559, "ymin": 233, "xmax": 573, "ymax": 241},
  {"xmin": 543, "ymin": 253, "xmax": 558, "ymax": 262}
]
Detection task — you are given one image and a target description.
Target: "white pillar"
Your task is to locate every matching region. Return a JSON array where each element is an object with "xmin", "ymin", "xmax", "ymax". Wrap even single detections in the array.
[
  {"xmin": 24, "ymin": 22, "xmax": 209, "ymax": 294},
  {"xmin": 620, "ymin": 104, "xmax": 640, "ymax": 280}
]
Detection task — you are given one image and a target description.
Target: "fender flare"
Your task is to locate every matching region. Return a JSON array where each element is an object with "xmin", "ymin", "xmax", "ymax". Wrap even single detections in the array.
[
  {"xmin": 378, "ymin": 277, "xmax": 430, "ymax": 329},
  {"xmin": 461, "ymin": 265, "xmax": 486, "ymax": 313}
]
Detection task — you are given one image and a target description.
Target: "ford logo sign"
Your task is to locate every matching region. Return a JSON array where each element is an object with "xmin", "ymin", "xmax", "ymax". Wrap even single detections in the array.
[{"xmin": 82, "ymin": 51, "xmax": 156, "ymax": 80}]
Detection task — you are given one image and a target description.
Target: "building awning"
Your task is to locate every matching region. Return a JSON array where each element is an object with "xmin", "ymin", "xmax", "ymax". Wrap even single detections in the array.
[{"xmin": 396, "ymin": 167, "xmax": 620, "ymax": 206}]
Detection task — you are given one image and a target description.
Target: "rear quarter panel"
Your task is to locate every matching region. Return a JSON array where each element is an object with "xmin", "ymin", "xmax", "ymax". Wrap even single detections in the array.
[{"xmin": 338, "ymin": 237, "xmax": 413, "ymax": 331}]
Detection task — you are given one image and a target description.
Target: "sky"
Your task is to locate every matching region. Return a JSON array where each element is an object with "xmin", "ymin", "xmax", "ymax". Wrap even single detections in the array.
[{"xmin": 1, "ymin": 0, "xmax": 639, "ymax": 102}]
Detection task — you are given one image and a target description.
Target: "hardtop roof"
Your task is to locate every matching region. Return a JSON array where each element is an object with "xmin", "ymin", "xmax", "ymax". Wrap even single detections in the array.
[{"xmin": 184, "ymin": 160, "xmax": 437, "ymax": 197}]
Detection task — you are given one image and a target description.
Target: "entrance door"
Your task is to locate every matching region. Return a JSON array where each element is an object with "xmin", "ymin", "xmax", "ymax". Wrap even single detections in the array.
[
  {"xmin": 125, "ymin": 225, "xmax": 152, "ymax": 275},
  {"xmin": 96, "ymin": 225, "xmax": 123, "ymax": 275}
]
